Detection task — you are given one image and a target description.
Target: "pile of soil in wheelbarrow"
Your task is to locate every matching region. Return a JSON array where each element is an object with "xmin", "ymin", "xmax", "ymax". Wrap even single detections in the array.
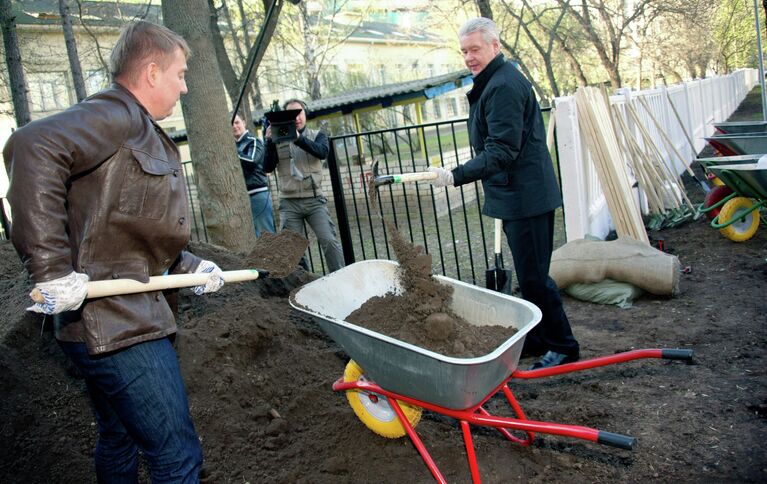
[
  {"xmin": 345, "ymin": 221, "xmax": 517, "ymax": 357},
  {"xmin": 2, "ymin": 89, "xmax": 766, "ymax": 484}
]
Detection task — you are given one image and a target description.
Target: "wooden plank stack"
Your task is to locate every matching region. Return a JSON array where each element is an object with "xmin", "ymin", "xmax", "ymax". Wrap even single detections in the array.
[{"xmin": 574, "ymin": 87, "xmax": 650, "ymax": 244}]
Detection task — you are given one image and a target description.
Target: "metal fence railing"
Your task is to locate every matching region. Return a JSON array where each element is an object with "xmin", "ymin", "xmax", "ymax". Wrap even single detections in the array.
[{"xmin": 323, "ymin": 113, "xmax": 565, "ymax": 285}]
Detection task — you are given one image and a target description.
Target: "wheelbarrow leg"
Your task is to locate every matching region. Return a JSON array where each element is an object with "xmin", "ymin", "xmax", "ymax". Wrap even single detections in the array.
[
  {"xmin": 460, "ymin": 420, "xmax": 481, "ymax": 484},
  {"xmin": 388, "ymin": 396, "xmax": 448, "ymax": 484}
]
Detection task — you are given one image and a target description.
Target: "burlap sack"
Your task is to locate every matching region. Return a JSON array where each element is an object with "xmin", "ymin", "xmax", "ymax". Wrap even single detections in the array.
[{"xmin": 550, "ymin": 237, "xmax": 680, "ymax": 296}]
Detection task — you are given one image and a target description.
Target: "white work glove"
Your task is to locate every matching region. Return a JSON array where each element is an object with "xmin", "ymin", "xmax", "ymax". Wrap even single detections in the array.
[
  {"xmin": 28, "ymin": 271, "xmax": 89, "ymax": 315},
  {"xmin": 428, "ymin": 166, "xmax": 454, "ymax": 188},
  {"xmin": 192, "ymin": 260, "xmax": 225, "ymax": 295}
]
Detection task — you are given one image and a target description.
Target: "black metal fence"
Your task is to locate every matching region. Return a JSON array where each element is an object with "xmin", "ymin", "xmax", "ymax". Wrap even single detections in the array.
[{"xmin": 322, "ymin": 114, "xmax": 565, "ymax": 286}]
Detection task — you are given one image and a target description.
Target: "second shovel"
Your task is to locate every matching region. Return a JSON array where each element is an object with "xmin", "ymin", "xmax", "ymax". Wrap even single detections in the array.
[{"xmin": 485, "ymin": 218, "xmax": 513, "ymax": 294}]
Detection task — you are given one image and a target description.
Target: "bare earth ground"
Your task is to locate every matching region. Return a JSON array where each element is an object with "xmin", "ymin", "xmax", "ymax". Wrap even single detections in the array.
[{"xmin": 2, "ymin": 95, "xmax": 767, "ymax": 482}]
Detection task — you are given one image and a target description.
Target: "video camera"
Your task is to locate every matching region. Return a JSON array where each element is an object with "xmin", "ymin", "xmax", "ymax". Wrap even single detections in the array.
[{"xmin": 264, "ymin": 108, "xmax": 302, "ymax": 145}]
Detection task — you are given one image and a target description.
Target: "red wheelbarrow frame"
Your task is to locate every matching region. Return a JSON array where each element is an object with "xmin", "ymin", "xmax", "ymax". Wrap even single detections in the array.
[{"xmin": 333, "ymin": 348, "xmax": 693, "ymax": 484}]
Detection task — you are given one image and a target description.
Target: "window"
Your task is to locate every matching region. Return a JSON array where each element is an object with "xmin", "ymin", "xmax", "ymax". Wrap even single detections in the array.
[
  {"xmin": 433, "ymin": 99, "xmax": 442, "ymax": 119},
  {"xmin": 447, "ymin": 97, "xmax": 458, "ymax": 117},
  {"xmin": 27, "ymin": 72, "xmax": 71, "ymax": 112}
]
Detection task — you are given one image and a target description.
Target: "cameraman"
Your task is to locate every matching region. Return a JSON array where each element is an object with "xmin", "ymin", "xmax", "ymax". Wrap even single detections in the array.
[{"xmin": 263, "ymin": 99, "xmax": 345, "ymax": 273}]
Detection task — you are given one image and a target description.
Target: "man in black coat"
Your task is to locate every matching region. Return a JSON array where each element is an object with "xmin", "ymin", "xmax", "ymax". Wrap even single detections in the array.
[{"xmin": 429, "ymin": 17, "xmax": 579, "ymax": 370}]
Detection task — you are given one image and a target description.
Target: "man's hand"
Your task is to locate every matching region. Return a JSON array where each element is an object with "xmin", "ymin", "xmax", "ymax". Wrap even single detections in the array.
[
  {"xmin": 428, "ymin": 166, "xmax": 454, "ymax": 188},
  {"xmin": 192, "ymin": 260, "xmax": 225, "ymax": 295},
  {"xmin": 28, "ymin": 271, "xmax": 89, "ymax": 314}
]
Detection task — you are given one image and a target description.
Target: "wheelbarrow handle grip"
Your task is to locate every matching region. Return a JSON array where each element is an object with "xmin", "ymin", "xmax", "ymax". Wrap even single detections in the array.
[
  {"xmin": 597, "ymin": 431, "xmax": 637, "ymax": 450},
  {"xmin": 30, "ymin": 269, "xmax": 264, "ymax": 302},
  {"xmin": 661, "ymin": 348, "xmax": 694, "ymax": 361}
]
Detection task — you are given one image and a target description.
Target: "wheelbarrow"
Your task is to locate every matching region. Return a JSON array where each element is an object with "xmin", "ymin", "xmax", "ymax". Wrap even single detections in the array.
[
  {"xmin": 697, "ymin": 155, "xmax": 764, "ymax": 218},
  {"xmin": 704, "ymin": 163, "xmax": 767, "ymax": 242},
  {"xmin": 289, "ymin": 260, "xmax": 694, "ymax": 483},
  {"xmin": 703, "ymin": 133, "xmax": 767, "ymax": 156},
  {"xmin": 712, "ymin": 120, "xmax": 767, "ymax": 135}
]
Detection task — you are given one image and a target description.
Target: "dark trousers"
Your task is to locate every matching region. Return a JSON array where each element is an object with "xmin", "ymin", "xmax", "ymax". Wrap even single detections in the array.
[{"xmin": 503, "ymin": 210, "xmax": 579, "ymax": 357}]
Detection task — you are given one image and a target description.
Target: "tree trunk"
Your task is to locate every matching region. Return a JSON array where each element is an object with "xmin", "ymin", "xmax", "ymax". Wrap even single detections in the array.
[
  {"xmin": 221, "ymin": 0, "xmax": 246, "ymax": 70},
  {"xmin": 763, "ymin": 0, "xmax": 767, "ymax": 39},
  {"xmin": 162, "ymin": 0, "xmax": 256, "ymax": 253},
  {"xmin": 513, "ymin": 1, "xmax": 561, "ymax": 97},
  {"xmin": 59, "ymin": 0, "xmax": 87, "ymax": 102},
  {"xmin": 231, "ymin": 0, "xmax": 284, "ymax": 119},
  {"xmin": 473, "ymin": 0, "xmax": 549, "ymax": 102},
  {"xmin": 207, "ymin": 0, "xmax": 252, "ymax": 122},
  {"xmin": 299, "ymin": 1, "xmax": 321, "ymax": 99},
  {"xmin": 557, "ymin": 0, "xmax": 622, "ymax": 88},
  {"xmin": 1, "ymin": 0, "xmax": 31, "ymax": 128}
]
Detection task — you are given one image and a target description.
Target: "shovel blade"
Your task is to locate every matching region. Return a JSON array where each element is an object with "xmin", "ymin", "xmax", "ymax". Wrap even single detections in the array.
[{"xmin": 485, "ymin": 267, "xmax": 513, "ymax": 295}]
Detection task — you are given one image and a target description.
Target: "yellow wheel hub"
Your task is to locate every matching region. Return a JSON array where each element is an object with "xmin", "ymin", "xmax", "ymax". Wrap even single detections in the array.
[
  {"xmin": 718, "ymin": 197, "xmax": 760, "ymax": 242},
  {"xmin": 343, "ymin": 359, "xmax": 422, "ymax": 438}
]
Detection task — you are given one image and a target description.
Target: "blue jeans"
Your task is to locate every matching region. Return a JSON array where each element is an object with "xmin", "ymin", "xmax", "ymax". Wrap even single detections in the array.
[
  {"xmin": 59, "ymin": 338, "xmax": 202, "ymax": 483},
  {"xmin": 249, "ymin": 190, "xmax": 276, "ymax": 237}
]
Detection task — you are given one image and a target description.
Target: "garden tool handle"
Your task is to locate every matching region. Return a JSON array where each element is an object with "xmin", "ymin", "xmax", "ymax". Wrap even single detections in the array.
[
  {"xmin": 494, "ymin": 219, "xmax": 503, "ymax": 255},
  {"xmin": 31, "ymin": 269, "xmax": 264, "ymax": 303},
  {"xmin": 373, "ymin": 171, "xmax": 438, "ymax": 187}
]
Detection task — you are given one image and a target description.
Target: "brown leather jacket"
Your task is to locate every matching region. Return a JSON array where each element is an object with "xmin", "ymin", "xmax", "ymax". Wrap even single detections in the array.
[{"xmin": 5, "ymin": 83, "xmax": 201, "ymax": 355}]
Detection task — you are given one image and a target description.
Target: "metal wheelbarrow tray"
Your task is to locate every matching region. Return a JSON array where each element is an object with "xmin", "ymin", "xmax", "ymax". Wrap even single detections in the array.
[
  {"xmin": 712, "ymin": 120, "xmax": 767, "ymax": 134},
  {"xmin": 704, "ymin": 132, "xmax": 767, "ymax": 156},
  {"xmin": 290, "ymin": 260, "xmax": 694, "ymax": 483}
]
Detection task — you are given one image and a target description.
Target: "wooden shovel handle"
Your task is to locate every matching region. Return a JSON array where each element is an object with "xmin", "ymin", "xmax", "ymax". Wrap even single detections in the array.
[
  {"xmin": 374, "ymin": 171, "xmax": 438, "ymax": 187},
  {"xmin": 494, "ymin": 218, "xmax": 503, "ymax": 255},
  {"xmin": 30, "ymin": 269, "xmax": 262, "ymax": 303},
  {"xmin": 395, "ymin": 171, "xmax": 438, "ymax": 183}
]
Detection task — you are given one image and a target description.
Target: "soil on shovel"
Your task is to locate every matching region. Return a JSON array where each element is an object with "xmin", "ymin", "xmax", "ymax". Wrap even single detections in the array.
[
  {"xmin": 345, "ymin": 221, "xmax": 516, "ymax": 357},
  {"xmin": 242, "ymin": 229, "xmax": 310, "ymax": 278}
]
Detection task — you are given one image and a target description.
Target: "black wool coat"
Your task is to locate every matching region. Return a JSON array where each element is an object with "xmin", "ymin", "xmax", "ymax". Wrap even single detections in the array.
[{"xmin": 452, "ymin": 54, "xmax": 562, "ymax": 220}]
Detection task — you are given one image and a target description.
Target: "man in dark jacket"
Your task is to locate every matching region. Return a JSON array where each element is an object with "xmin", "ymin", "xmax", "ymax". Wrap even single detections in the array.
[
  {"xmin": 233, "ymin": 112, "xmax": 275, "ymax": 237},
  {"xmin": 429, "ymin": 17, "xmax": 579, "ymax": 370},
  {"xmin": 5, "ymin": 21, "xmax": 224, "ymax": 482}
]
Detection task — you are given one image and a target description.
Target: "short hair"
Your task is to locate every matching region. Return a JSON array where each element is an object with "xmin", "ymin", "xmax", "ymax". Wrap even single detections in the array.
[
  {"xmin": 110, "ymin": 20, "xmax": 190, "ymax": 85},
  {"xmin": 458, "ymin": 17, "xmax": 500, "ymax": 44},
  {"xmin": 283, "ymin": 98, "xmax": 308, "ymax": 114}
]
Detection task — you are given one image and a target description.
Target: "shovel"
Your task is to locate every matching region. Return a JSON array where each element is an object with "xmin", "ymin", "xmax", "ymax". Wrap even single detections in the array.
[
  {"xmin": 31, "ymin": 269, "xmax": 266, "ymax": 303},
  {"xmin": 371, "ymin": 161, "xmax": 437, "ymax": 188},
  {"xmin": 485, "ymin": 219, "xmax": 513, "ymax": 294}
]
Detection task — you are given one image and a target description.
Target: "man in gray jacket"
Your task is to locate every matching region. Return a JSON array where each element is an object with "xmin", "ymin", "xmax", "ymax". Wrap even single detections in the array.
[
  {"xmin": 5, "ymin": 21, "xmax": 223, "ymax": 482},
  {"xmin": 429, "ymin": 17, "xmax": 579, "ymax": 370},
  {"xmin": 264, "ymin": 99, "xmax": 345, "ymax": 273}
]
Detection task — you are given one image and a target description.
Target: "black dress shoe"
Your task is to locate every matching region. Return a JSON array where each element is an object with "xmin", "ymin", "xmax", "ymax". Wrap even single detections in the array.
[{"xmin": 528, "ymin": 351, "xmax": 579, "ymax": 370}]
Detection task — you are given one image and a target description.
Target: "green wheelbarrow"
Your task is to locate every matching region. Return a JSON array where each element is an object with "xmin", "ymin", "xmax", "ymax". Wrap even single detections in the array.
[{"xmin": 703, "ymin": 162, "xmax": 767, "ymax": 242}]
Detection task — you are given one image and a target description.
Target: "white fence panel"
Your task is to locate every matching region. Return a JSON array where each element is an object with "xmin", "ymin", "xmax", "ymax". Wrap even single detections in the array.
[{"xmin": 555, "ymin": 69, "xmax": 759, "ymax": 241}]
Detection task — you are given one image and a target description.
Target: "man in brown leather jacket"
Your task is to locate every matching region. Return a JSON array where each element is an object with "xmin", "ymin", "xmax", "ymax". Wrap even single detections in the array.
[{"xmin": 5, "ymin": 21, "xmax": 223, "ymax": 483}]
